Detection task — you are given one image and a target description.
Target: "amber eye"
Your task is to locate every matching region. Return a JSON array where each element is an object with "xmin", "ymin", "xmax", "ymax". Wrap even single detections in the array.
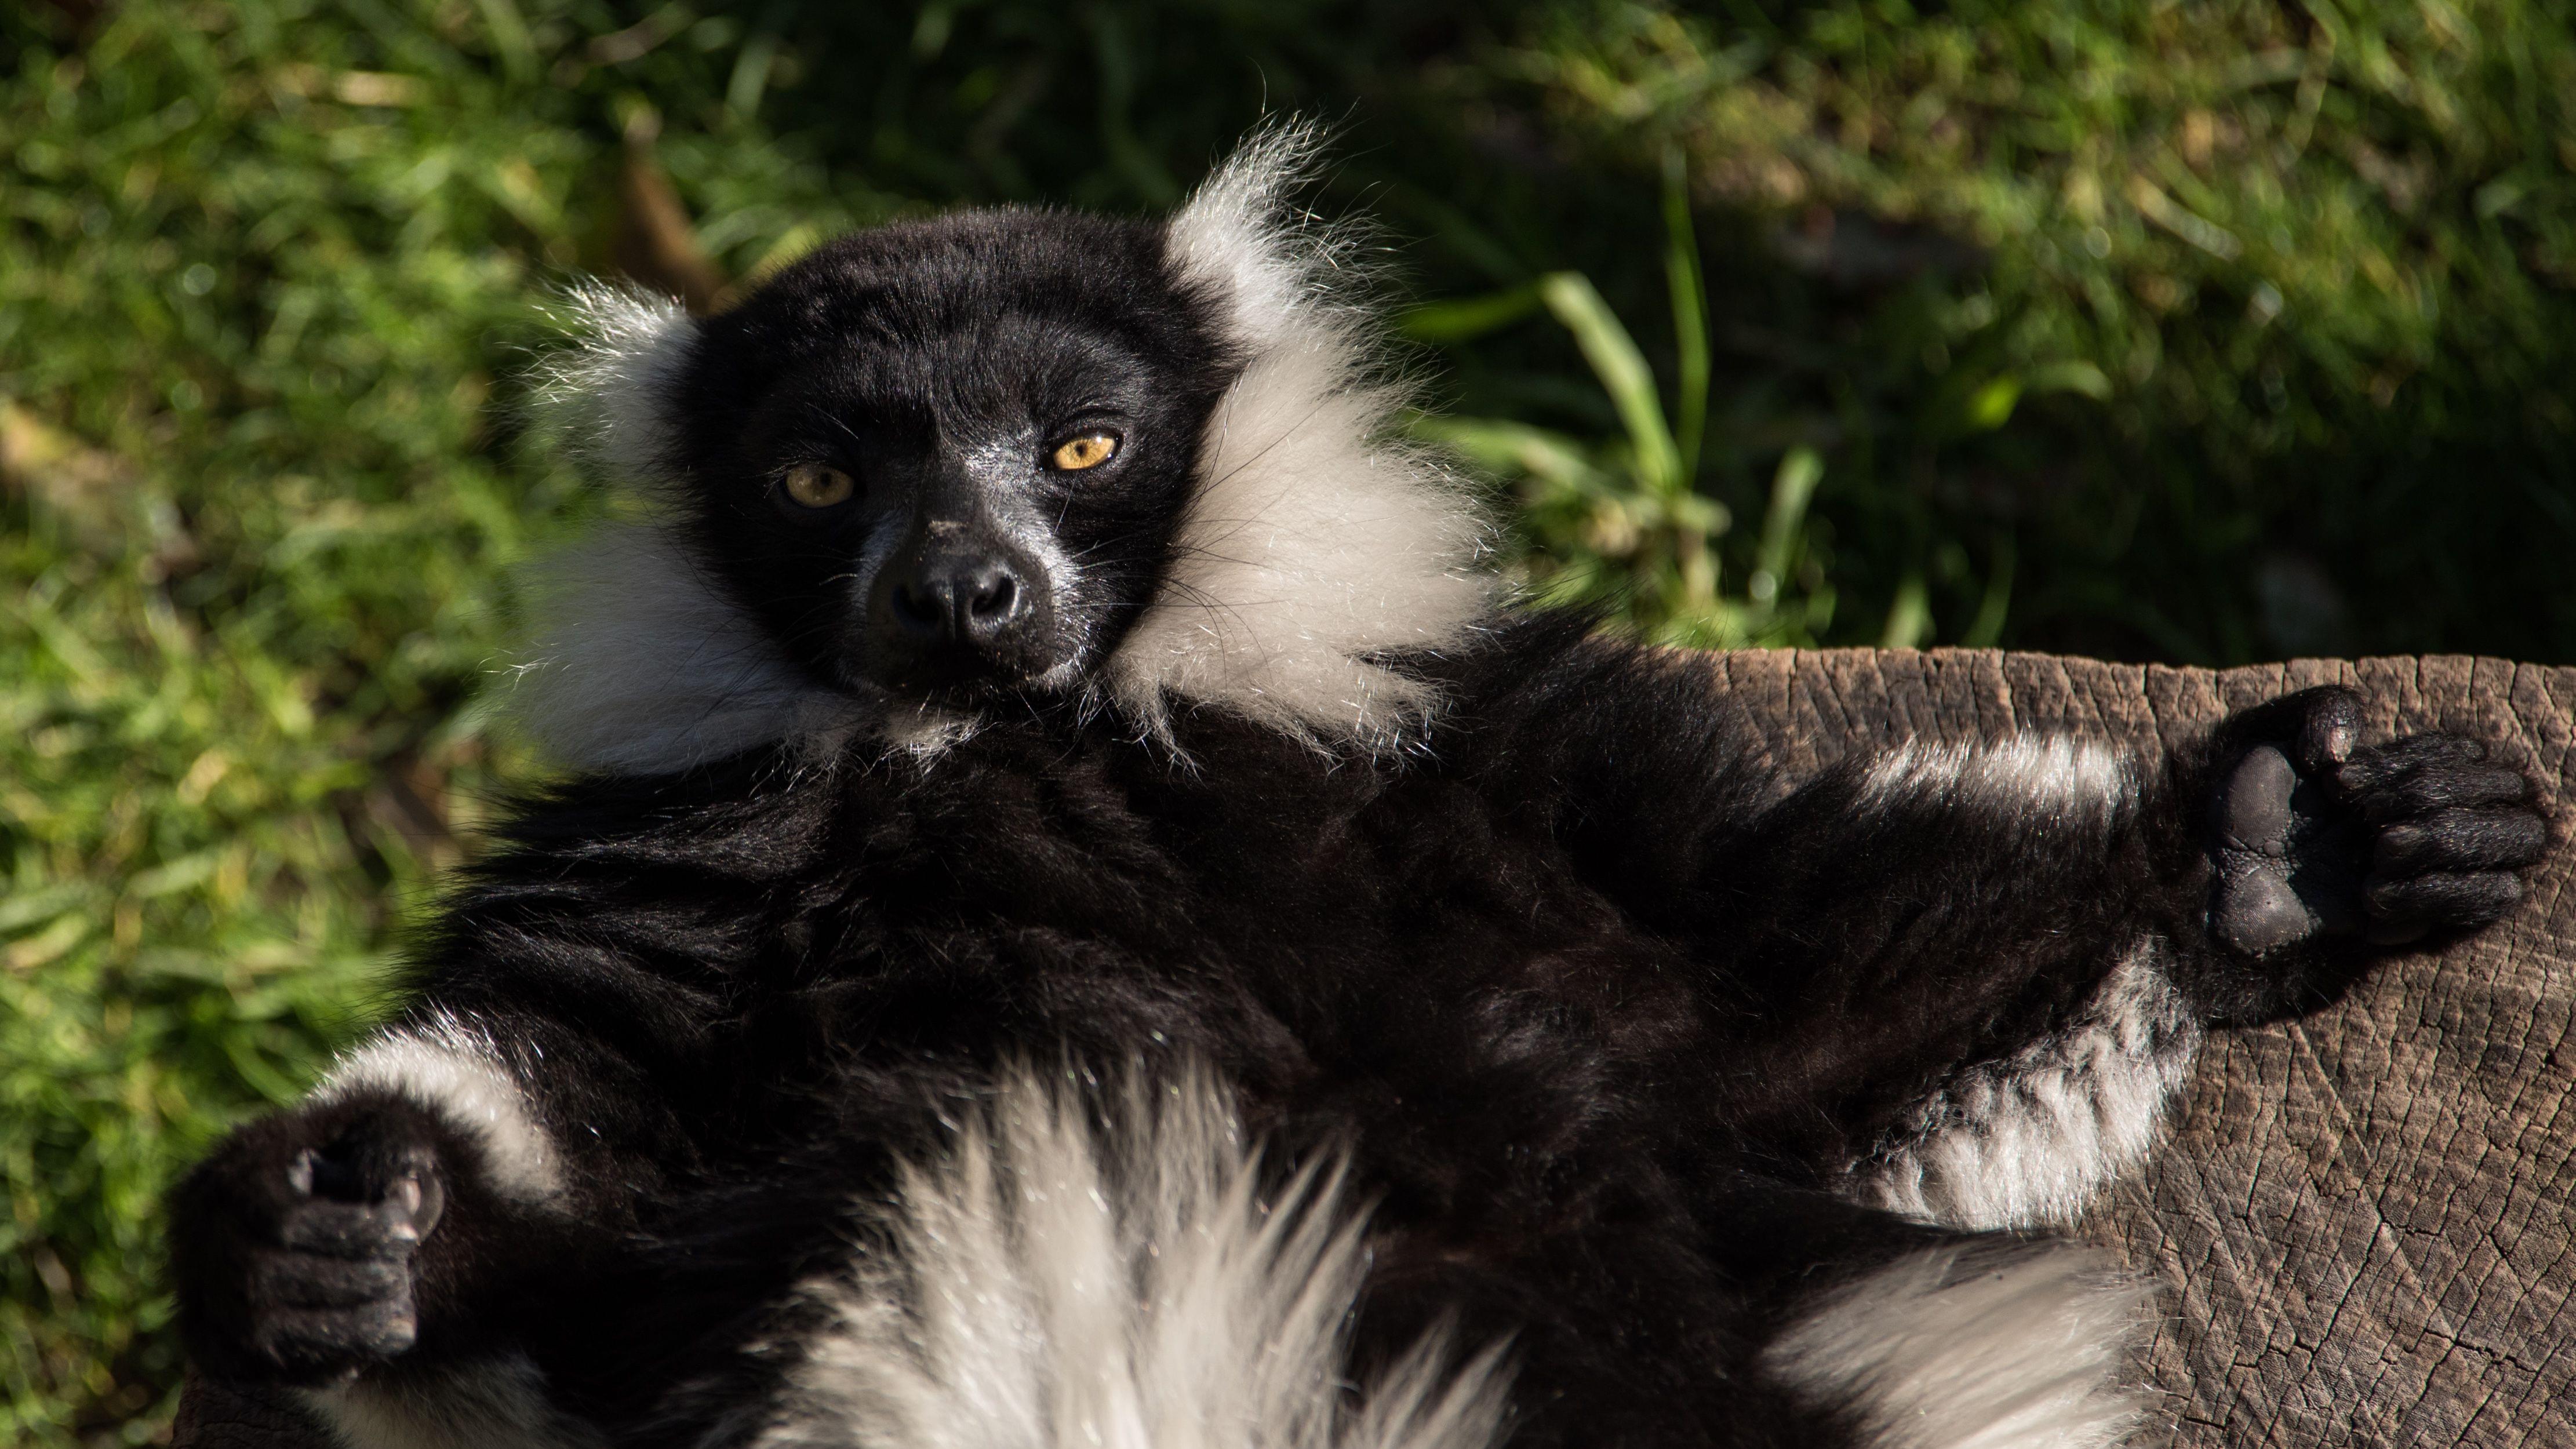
[
  {"xmin": 780, "ymin": 463, "xmax": 855, "ymax": 510},
  {"xmin": 1049, "ymin": 432, "xmax": 1119, "ymax": 472}
]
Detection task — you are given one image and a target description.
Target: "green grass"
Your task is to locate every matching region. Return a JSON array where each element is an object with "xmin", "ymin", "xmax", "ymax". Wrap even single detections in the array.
[
  {"xmin": 1491, "ymin": 0, "xmax": 2576, "ymax": 658},
  {"xmin": 0, "ymin": 3, "xmax": 897, "ymax": 1436},
  {"xmin": 4, "ymin": 1, "xmax": 2572, "ymax": 1442}
]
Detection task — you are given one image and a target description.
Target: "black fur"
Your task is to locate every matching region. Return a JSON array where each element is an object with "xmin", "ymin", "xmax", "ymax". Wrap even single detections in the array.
[
  {"xmin": 663, "ymin": 212, "xmax": 1234, "ymax": 701},
  {"xmin": 169, "ymin": 198, "xmax": 2550, "ymax": 1449}
]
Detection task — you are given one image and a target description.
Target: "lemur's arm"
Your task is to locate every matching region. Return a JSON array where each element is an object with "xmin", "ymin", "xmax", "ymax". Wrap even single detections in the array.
[
  {"xmin": 1451, "ymin": 626, "xmax": 2548, "ymax": 1227},
  {"xmin": 167, "ymin": 776, "xmax": 766, "ymax": 1400}
]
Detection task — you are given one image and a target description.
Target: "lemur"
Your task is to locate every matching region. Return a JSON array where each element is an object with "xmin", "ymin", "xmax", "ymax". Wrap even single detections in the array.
[{"xmin": 169, "ymin": 129, "xmax": 2550, "ymax": 1449}]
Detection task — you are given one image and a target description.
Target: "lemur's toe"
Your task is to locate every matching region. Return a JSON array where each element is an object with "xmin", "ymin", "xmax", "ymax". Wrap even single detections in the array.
[
  {"xmin": 2210, "ymin": 742, "xmax": 2347, "ymax": 954},
  {"xmin": 2373, "ymin": 807, "xmax": 2549, "ymax": 876},
  {"xmin": 2287, "ymin": 687, "xmax": 2362, "ymax": 773},
  {"xmin": 2335, "ymin": 737, "xmax": 2531, "ymax": 821},
  {"xmin": 2363, "ymin": 870, "xmax": 2525, "ymax": 941}
]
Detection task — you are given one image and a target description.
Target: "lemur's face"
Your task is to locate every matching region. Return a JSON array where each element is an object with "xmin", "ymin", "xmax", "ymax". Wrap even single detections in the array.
[{"xmin": 664, "ymin": 212, "xmax": 1235, "ymax": 704}]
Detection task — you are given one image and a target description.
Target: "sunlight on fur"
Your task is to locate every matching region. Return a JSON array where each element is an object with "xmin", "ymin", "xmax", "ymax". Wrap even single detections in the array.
[
  {"xmin": 1767, "ymin": 1242, "xmax": 2149, "ymax": 1449},
  {"xmin": 1110, "ymin": 121, "xmax": 1495, "ymax": 754},
  {"xmin": 751, "ymin": 1065, "xmax": 1512, "ymax": 1449}
]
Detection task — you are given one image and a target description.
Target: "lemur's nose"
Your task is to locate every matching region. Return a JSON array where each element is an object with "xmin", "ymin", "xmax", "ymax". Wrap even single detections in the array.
[{"xmin": 889, "ymin": 556, "xmax": 1029, "ymax": 646}]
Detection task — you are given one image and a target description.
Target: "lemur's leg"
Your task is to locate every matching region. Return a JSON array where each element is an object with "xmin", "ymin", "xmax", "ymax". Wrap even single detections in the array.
[{"xmin": 1694, "ymin": 685, "xmax": 2546, "ymax": 1230}]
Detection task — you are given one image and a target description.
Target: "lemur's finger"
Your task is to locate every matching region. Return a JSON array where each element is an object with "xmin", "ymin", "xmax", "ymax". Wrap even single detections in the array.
[
  {"xmin": 2217, "ymin": 745, "xmax": 2299, "ymax": 854},
  {"xmin": 2336, "ymin": 733, "xmax": 2486, "ymax": 788},
  {"xmin": 254, "ymin": 1251, "xmax": 410, "ymax": 1309},
  {"xmin": 2365, "ymin": 871, "xmax": 2525, "ymax": 933},
  {"xmin": 278, "ymin": 1199, "xmax": 424, "ymax": 1257},
  {"xmin": 2340, "ymin": 760, "xmax": 2531, "ymax": 822},
  {"xmin": 252, "ymin": 1301, "xmax": 418, "ymax": 1371},
  {"xmin": 2374, "ymin": 808, "xmax": 2550, "ymax": 876},
  {"xmin": 2215, "ymin": 685, "xmax": 2362, "ymax": 766},
  {"xmin": 2290, "ymin": 687, "xmax": 2360, "ymax": 774}
]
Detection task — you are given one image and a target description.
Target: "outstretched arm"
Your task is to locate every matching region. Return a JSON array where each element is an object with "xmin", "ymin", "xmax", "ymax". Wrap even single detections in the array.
[{"xmin": 1446, "ymin": 628, "xmax": 2548, "ymax": 1228}]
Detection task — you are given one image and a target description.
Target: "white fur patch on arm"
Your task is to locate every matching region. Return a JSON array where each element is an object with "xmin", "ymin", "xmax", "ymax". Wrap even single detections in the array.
[
  {"xmin": 312, "ymin": 1011, "xmax": 564, "ymax": 1207},
  {"xmin": 1860, "ymin": 736, "xmax": 2133, "ymax": 825},
  {"xmin": 747, "ymin": 1062, "xmax": 1512, "ymax": 1449},
  {"xmin": 1861, "ymin": 946, "xmax": 2203, "ymax": 1232},
  {"xmin": 1766, "ymin": 1240, "xmax": 2152, "ymax": 1449}
]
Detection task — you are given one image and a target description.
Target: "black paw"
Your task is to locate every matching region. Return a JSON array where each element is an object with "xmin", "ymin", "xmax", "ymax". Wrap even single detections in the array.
[
  {"xmin": 171, "ymin": 1100, "xmax": 448, "ymax": 1386},
  {"xmin": 2208, "ymin": 686, "xmax": 2548, "ymax": 957}
]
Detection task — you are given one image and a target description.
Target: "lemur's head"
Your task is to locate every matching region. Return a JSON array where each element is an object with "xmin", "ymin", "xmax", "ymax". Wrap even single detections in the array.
[
  {"xmin": 531, "ymin": 126, "xmax": 1492, "ymax": 773},
  {"xmin": 663, "ymin": 212, "xmax": 1232, "ymax": 704}
]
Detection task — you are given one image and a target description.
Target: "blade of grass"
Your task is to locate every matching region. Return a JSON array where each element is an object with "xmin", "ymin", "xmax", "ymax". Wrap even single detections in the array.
[
  {"xmin": 1960, "ymin": 535, "xmax": 2015, "ymax": 648},
  {"xmin": 1396, "ymin": 283, "xmax": 1544, "ymax": 344},
  {"xmin": 1662, "ymin": 148, "xmax": 1709, "ymax": 482},
  {"xmin": 1753, "ymin": 446, "xmax": 1822, "ymax": 597},
  {"xmin": 1882, "ymin": 572, "xmax": 1931, "ymax": 649},
  {"xmin": 1538, "ymin": 271, "xmax": 1683, "ymax": 498}
]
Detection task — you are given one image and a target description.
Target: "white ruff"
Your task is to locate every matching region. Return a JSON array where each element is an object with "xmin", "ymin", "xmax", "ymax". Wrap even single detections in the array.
[
  {"xmin": 313, "ymin": 1011, "xmax": 563, "ymax": 1207},
  {"xmin": 1767, "ymin": 1242, "xmax": 2151, "ymax": 1449},
  {"xmin": 747, "ymin": 1065, "xmax": 1512, "ymax": 1449},
  {"xmin": 1862, "ymin": 947, "xmax": 2203, "ymax": 1232},
  {"xmin": 502, "ymin": 523, "xmax": 967, "ymax": 776},
  {"xmin": 1104, "ymin": 123, "xmax": 1495, "ymax": 753}
]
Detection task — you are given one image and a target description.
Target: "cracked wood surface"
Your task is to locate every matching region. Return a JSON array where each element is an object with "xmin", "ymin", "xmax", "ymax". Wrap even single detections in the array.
[{"xmin": 172, "ymin": 650, "xmax": 2576, "ymax": 1447}]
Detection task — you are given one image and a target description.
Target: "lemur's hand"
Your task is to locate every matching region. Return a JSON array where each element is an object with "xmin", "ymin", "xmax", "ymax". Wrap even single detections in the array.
[
  {"xmin": 170, "ymin": 1100, "xmax": 447, "ymax": 1386},
  {"xmin": 2208, "ymin": 686, "xmax": 2548, "ymax": 960}
]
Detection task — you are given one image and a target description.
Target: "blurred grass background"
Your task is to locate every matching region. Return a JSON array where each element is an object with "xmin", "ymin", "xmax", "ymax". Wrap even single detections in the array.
[{"xmin": 2, "ymin": 0, "xmax": 2571, "ymax": 1440}]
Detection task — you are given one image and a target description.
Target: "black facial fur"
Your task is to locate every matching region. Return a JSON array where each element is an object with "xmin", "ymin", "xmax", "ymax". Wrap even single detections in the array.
[{"xmin": 660, "ymin": 210, "xmax": 1236, "ymax": 702}]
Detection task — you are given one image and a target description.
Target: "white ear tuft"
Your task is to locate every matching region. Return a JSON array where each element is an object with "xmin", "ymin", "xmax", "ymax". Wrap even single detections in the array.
[
  {"xmin": 1112, "ymin": 122, "xmax": 1497, "ymax": 755},
  {"xmin": 1160, "ymin": 118, "xmax": 1341, "ymax": 352},
  {"xmin": 537, "ymin": 282, "xmax": 700, "ymax": 487}
]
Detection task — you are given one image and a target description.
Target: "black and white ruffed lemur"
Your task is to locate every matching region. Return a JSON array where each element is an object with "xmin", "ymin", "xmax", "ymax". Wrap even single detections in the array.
[{"xmin": 170, "ymin": 129, "xmax": 2551, "ymax": 1449}]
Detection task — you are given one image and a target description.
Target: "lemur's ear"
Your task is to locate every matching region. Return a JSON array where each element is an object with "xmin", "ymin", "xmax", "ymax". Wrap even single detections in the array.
[
  {"xmin": 1107, "ymin": 121, "xmax": 1496, "ymax": 758},
  {"xmin": 1159, "ymin": 119, "xmax": 1339, "ymax": 354},
  {"xmin": 539, "ymin": 283, "xmax": 700, "ymax": 489}
]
